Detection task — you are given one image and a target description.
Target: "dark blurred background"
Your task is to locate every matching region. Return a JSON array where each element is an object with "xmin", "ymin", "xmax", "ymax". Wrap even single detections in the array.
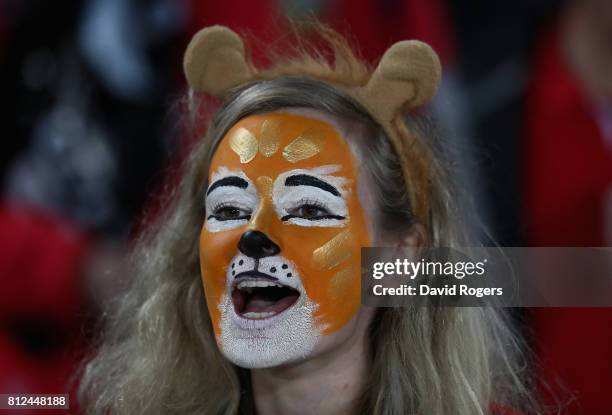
[{"xmin": 0, "ymin": 0, "xmax": 610, "ymax": 414}]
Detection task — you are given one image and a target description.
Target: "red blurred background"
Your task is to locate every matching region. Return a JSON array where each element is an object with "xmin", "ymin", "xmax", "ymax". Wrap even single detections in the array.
[{"xmin": 1, "ymin": 0, "xmax": 611, "ymax": 413}]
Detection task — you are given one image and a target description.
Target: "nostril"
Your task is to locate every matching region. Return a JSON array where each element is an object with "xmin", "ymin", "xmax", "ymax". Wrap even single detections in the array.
[
  {"xmin": 262, "ymin": 243, "xmax": 276, "ymax": 255},
  {"xmin": 238, "ymin": 230, "xmax": 280, "ymax": 259}
]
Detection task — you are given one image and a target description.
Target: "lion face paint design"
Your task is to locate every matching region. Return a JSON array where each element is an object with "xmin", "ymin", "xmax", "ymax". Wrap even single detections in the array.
[{"xmin": 199, "ymin": 112, "xmax": 370, "ymax": 368}]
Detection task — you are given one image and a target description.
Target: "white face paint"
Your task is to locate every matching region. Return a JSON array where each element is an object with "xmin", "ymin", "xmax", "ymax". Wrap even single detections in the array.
[
  {"xmin": 272, "ymin": 165, "xmax": 349, "ymax": 228},
  {"xmin": 218, "ymin": 253, "xmax": 320, "ymax": 368},
  {"xmin": 205, "ymin": 168, "xmax": 259, "ymax": 233},
  {"xmin": 204, "ymin": 165, "xmax": 350, "ymax": 368}
]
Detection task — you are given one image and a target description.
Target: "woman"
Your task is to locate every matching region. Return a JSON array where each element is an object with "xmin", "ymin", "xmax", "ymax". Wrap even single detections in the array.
[{"xmin": 79, "ymin": 25, "xmax": 534, "ymax": 414}]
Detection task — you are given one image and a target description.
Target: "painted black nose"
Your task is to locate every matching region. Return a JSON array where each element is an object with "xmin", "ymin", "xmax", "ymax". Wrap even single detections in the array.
[{"xmin": 238, "ymin": 230, "xmax": 281, "ymax": 259}]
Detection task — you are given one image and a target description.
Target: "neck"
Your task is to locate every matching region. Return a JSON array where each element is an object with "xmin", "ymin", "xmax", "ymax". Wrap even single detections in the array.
[{"xmin": 250, "ymin": 330, "xmax": 370, "ymax": 415}]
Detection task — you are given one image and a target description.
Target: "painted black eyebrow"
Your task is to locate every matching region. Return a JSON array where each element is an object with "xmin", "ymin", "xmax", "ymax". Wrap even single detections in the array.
[
  {"xmin": 284, "ymin": 174, "xmax": 341, "ymax": 197},
  {"xmin": 206, "ymin": 176, "xmax": 248, "ymax": 196}
]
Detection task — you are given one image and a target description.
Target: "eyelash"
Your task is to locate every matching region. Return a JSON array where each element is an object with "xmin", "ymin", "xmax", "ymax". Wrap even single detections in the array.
[{"xmin": 282, "ymin": 198, "xmax": 346, "ymax": 221}]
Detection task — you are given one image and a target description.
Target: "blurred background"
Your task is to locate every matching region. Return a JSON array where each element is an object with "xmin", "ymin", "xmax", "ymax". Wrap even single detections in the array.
[{"xmin": 0, "ymin": 0, "xmax": 610, "ymax": 413}]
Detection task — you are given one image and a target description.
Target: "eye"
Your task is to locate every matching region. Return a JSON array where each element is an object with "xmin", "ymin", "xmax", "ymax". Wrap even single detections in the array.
[
  {"xmin": 282, "ymin": 200, "xmax": 346, "ymax": 222},
  {"xmin": 209, "ymin": 203, "xmax": 252, "ymax": 221},
  {"xmin": 292, "ymin": 204, "xmax": 331, "ymax": 220}
]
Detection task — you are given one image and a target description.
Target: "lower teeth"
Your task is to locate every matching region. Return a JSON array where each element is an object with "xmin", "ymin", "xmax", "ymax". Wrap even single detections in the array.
[{"xmin": 242, "ymin": 311, "xmax": 275, "ymax": 319}]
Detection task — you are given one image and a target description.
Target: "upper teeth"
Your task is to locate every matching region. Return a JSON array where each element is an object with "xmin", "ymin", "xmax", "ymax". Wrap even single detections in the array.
[{"xmin": 236, "ymin": 280, "xmax": 282, "ymax": 289}]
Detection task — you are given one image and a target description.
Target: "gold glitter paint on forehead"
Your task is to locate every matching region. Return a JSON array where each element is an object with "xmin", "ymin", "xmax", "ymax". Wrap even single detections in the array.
[
  {"xmin": 229, "ymin": 127, "xmax": 258, "ymax": 163},
  {"xmin": 259, "ymin": 119, "xmax": 281, "ymax": 157},
  {"xmin": 282, "ymin": 132, "xmax": 325, "ymax": 163},
  {"xmin": 312, "ymin": 230, "xmax": 353, "ymax": 270}
]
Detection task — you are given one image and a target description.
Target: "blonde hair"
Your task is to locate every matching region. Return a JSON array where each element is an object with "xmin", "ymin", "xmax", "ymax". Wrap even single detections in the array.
[{"xmin": 79, "ymin": 26, "xmax": 536, "ymax": 415}]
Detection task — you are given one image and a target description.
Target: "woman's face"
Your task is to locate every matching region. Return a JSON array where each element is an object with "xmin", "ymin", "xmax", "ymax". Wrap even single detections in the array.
[{"xmin": 199, "ymin": 110, "xmax": 372, "ymax": 368}]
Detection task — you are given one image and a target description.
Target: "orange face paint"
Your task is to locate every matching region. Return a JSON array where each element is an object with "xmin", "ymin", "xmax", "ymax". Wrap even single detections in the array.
[{"xmin": 199, "ymin": 112, "xmax": 371, "ymax": 366}]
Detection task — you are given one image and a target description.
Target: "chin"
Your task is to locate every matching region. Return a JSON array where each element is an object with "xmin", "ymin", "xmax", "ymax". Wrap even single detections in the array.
[{"xmin": 217, "ymin": 292, "xmax": 322, "ymax": 369}]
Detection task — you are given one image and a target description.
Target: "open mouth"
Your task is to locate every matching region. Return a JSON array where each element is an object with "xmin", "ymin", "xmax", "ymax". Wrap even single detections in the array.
[{"xmin": 231, "ymin": 273, "xmax": 300, "ymax": 320}]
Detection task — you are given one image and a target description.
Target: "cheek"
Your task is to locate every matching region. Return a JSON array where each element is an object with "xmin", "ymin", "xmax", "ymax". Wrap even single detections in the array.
[
  {"xmin": 304, "ymin": 257, "xmax": 362, "ymax": 335},
  {"xmin": 199, "ymin": 226, "xmax": 243, "ymax": 335}
]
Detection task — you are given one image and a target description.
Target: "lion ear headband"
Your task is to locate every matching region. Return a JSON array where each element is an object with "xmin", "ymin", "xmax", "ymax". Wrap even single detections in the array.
[{"xmin": 184, "ymin": 25, "xmax": 442, "ymax": 231}]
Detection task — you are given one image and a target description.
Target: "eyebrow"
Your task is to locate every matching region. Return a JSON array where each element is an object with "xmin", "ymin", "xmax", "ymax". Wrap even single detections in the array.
[
  {"xmin": 284, "ymin": 174, "xmax": 341, "ymax": 197},
  {"xmin": 206, "ymin": 176, "xmax": 248, "ymax": 195}
]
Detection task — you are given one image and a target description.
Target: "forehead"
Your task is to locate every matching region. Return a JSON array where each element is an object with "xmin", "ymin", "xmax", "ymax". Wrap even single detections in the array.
[{"xmin": 209, "ymin": 112, "xmax": 357, "ymax": 178}]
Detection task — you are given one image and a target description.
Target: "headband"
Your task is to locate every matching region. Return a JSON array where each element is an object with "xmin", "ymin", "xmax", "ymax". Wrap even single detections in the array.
[{"xmin": 183, "ymin": 25, "xmax": 442, "ymax": 231}]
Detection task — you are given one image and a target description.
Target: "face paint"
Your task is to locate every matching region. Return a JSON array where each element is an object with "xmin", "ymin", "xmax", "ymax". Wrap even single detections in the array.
[{"xmin": 199, "ymin": 112, "xmax": 371, "ymax": 368}]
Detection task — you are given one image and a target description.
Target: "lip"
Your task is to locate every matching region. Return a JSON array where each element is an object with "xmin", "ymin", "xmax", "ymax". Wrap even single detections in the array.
[
  {"xmin": 233, "ymin": 270, "xmax": 279, "ymax": 283},
  {"xmin": 230, "ymin": 270, "xmax": 301, "ymax": 323}
]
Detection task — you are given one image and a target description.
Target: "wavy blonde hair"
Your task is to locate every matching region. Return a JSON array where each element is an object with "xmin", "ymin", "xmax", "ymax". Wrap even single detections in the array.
[{"xmin": 79, "ymin": 26, "xmax": 536, "ymax": 415}]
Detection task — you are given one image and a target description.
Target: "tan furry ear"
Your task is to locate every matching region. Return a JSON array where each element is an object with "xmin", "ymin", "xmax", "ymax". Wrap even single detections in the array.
[
  {"xmin": 183, "ymin": 26, "xmax": 255, "ymax": 96},
  {"xmin": 356, "ymin": 40, "xmax": 441, "ymax": 123}
]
